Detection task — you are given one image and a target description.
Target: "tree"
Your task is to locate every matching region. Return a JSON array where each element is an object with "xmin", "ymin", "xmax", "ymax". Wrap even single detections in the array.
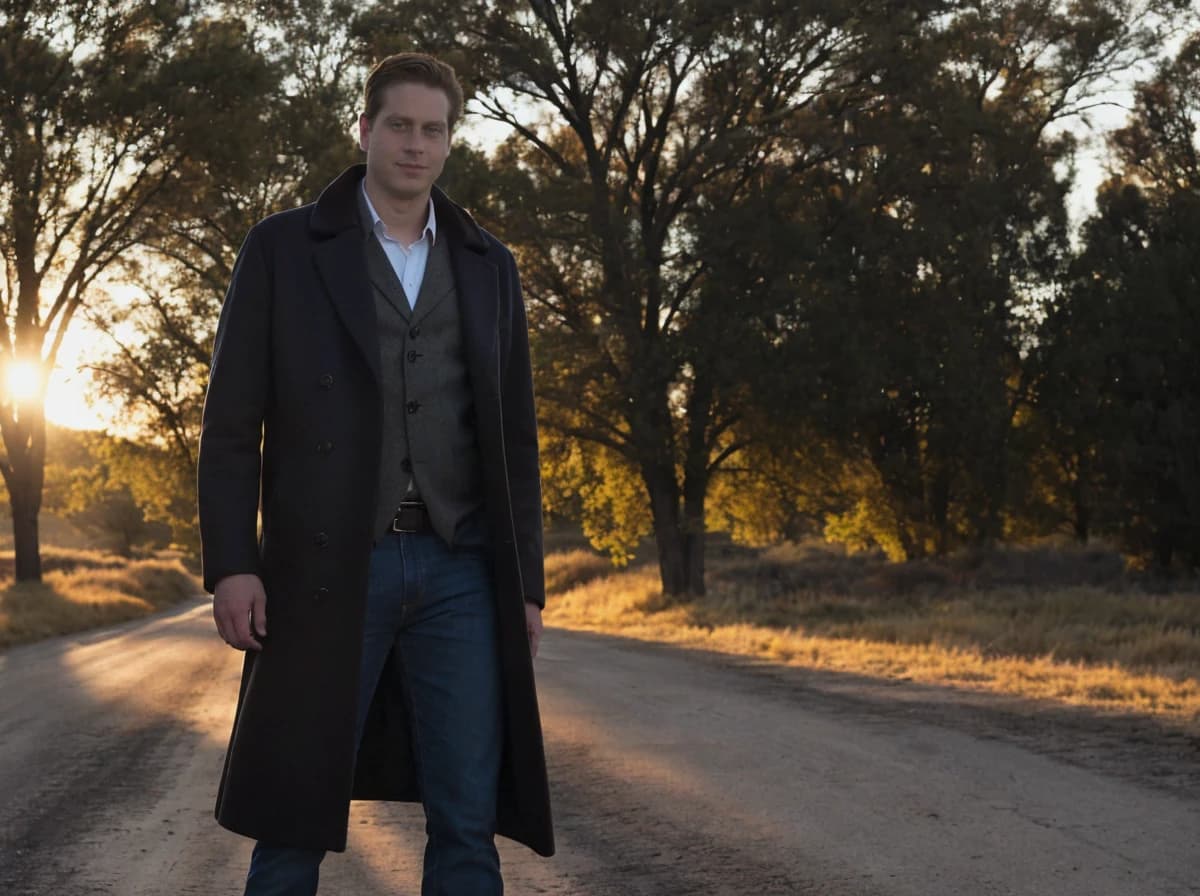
[
  {"xmin": 0, "ymin": 0, "xmax": 266, "ymax": 579},
  {"xmin": 83, "ymin": 3, "xmax": 504, "ymax": 563},
  {"xmin": 356, "ymin": 0, "xmax": 936, "ymax": 595},
  {"xmin": 1034, "ymin": 31, "xmax": 1200, "ymax": 567},
  {"xmin": 772, "ymin": 0, "xmax": 1171, "ymax": 559},
  {"xmin": 37, "ymin": 427, "xmax": 181, "ymax": 555},
  {"xmin": 87, "ymin": 5, "xmax": 362, "ymax": 502}
]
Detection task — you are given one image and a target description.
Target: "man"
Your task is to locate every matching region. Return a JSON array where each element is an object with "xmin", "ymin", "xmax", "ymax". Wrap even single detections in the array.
[{"xmin": 197, "ymin": 52, "xmax": 554, "ymax": 896}]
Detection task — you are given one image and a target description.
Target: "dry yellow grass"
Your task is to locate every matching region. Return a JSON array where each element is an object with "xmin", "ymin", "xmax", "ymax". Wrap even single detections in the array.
[
  {"xmin": 0, "ymin": 549, "xmax": 200, "ymax": 648},
  {"xmin": 542, "ymin": 547, "xmax": 1200, "ymax": 727},
  {"xmin": 543, "ymin": 548, "xmax": 616, "ymax": 595}
]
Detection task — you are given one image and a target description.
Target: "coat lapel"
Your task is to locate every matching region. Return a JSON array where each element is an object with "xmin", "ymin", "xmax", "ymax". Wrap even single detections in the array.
[
  {"xmin": 314, "ymin": 230, "xmax": 382, "ymax": 386},
  {"xmin": 364, "ymin": 236, "xmax": 411, "ymax": 322},
  {"xmin": 450, "ymin": 244, "xmax": 500, "ymax": 397},
  {"xmin": 430, "ymin": 183, "xmax": 501, "ymax": 398},
  {"xmin": 410, "ymin": 237, "xmax": 454, "ymax": 326},
  {"xmin": 309, "ymin": 166, "xmax": 382, "ymax": 385}
]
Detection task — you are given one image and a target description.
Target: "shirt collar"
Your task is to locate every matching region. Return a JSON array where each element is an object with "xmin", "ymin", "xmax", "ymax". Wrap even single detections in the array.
[{"xmin": 359, "ymin": 178, "xmax": 437, "ymax": 246}]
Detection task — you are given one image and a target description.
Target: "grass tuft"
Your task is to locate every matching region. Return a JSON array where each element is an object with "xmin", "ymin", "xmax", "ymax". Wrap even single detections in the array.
[
  {"xmin": 0, "ymin": 551, "xmax": 200, "ymax": 648},
  {"xmin": 543, "ymin": 549, "xmax": 619, "ymax": 595},
  {"xmin": 543, "ymin": 540, "xmax": 1200, "ymax": 726}
]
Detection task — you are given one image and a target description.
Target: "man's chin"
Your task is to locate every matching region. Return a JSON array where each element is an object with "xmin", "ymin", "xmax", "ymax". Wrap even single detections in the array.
[{"xmin": 383, "ymin": 178, "xmax": 433, "ymax": 202}]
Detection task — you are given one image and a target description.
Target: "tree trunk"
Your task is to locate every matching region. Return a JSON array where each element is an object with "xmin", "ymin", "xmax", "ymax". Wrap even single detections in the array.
[
  {"xmin": 2, "ymin": 402, "xmax": 48, "ymax": 582},
  {"xmin": 641, "ymin": 464, "xmax": 709, "ymax": 598},
  {"xmin": 681, "ymin": 512, "xmax": 706, "ymax": 597},
  {"xmin": 1152, "ymin": 532, "xmax": 1174, "ymax": 571},
  {"xmin": 680, "ymin": 393, "xmax": 710, "ymax": 597},
  {"xmin": 929, "ymin": 461, "xmax": 951, "ymax": 555},
  {"xmin": 1069, "ymin": 453, "xmax": 1091, "ymax": 543},
  {"xmin": 10, "ymin": 487, "xmax": 42, "ymax": 581},
  {"xmin": 1071, "ymin": 480, "xmax": 1090, "ymax": 543},
  {"xmin": 979, "ymin": 423, "xmax": 1008, "ymax": 547},
  {"xmin": 645, "ymin": 461, "xmax": 687, "ymax": 596},
  {"xmin": 869, "ymin": 424, "xmax": 928, "ymax": 560}
]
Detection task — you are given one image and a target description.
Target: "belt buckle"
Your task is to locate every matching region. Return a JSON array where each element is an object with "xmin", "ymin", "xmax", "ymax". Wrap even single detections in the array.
[{"xmin": 391, "ymin": 501, "xmax": 426, "ymax": 534}]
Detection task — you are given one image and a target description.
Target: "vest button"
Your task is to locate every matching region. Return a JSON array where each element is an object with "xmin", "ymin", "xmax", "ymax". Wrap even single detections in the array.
[
  {"xmin": 313, "ymin": 531, "xmax": 329, "ymax": 547},
  {"xmin": 401, "ymin": 457, "xmax": 413, "ymax": 472},
  {"xmin": 313, "ymin": 586, "xmax": 330, "ymax": 601},
  {"xmin": 409, "ymin": 326, "xmax": 421, "ymax": 339},
  {"xmin": 318, "ymin": 373, "xmax": 334, "ymax": 388},
  {"xmin": 406, "ymin": 400, "xmax": 421, "ymax": 414},
  {"xmin": 316, "ymin": 440, "xmax": 334, "ymax": 455}
]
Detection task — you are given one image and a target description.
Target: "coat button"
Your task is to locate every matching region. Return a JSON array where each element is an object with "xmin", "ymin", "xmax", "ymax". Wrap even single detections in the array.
[
  {"xmin": 318, "ymin": 373, "xmax": 334, "ymax": 389},
  {"xmin": 313, "ymin": 586, "xmax": 330, "ymax": 601},
  {"xmin": 406, "ymin": 350, "xmax": 421, "ymax": 362},
  {"xmin": 400, "ymin": 457, "xmax": 412, "ymax": 473},
  {"xmin": 313, "ymin": 531, "xmax": 329, "ymax": 547},
  {"xmin": 409, "ymin": 326, "xmax": 421, "ymax": 339},
  {"xmin": 406, "ymin": 400, "xmax": 421, "ymax": 414},
  {"xmin": 316, "ymin": 440, "xmax": 334, "ymax": 455}
]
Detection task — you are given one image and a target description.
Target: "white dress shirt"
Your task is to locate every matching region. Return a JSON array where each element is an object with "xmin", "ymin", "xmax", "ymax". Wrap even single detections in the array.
[{"xmin": 361, "ymin": 180, "xmax": 437, "ymax": 309}]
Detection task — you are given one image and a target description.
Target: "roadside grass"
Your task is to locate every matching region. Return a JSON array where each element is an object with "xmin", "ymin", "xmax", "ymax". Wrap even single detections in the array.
[
  {"xmin": 542, "ymin": 542, "xmax": 1200, "ymax": 727},
  {"xmin": 0, "ymin": 548, "xmax": 201, "ymax": 648}
]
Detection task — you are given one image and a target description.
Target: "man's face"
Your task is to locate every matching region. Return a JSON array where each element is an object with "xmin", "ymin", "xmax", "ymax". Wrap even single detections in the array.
[{"xmin": 359, "ymin": 81, "xmax": 452, "ymax": 202}]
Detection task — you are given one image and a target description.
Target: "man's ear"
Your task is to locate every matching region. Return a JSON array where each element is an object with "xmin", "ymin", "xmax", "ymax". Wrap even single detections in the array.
[{"xmin": 357, "ymin": 114, "xmax": 370, "ymax": 152}]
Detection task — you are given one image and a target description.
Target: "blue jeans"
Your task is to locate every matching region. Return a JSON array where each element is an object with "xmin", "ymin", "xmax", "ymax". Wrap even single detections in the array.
[{"xmin": 244, "ymin": 526, "xmax": 504, "ymax": 896}]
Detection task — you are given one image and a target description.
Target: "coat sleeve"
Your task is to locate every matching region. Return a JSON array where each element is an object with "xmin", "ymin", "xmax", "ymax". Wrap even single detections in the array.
[
  {"xmin": 197, "ymin": 224, "xmax": 272, "ymax": 594},
  {"xmin": 500, "ymin": 248, "xmax": 546, "ymax": 609}
]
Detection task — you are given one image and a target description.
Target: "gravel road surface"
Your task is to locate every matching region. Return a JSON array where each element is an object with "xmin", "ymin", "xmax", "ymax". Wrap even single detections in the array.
[{"xmin": 0, "ymin": 597, "xmax": 1196, "ymax": 895}]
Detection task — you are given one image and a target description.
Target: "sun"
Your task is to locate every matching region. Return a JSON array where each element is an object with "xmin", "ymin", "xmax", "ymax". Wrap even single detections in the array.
[{"xmin": 6, "ymin": 360, "xmax": 44, "ymax": 404}]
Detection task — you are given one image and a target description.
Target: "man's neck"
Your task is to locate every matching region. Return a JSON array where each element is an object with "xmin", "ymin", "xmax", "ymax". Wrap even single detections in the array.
[{"xmin": 363, "ymin": 175, "xmax": 430, "ymax": 245}]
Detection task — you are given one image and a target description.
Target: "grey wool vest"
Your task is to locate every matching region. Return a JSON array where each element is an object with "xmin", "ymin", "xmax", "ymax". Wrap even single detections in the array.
[{"xmin": 359, "ymin": 195, "xmax": 487, "ymax": 545}]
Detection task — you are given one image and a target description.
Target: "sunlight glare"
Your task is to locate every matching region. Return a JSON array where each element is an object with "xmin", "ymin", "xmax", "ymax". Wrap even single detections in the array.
[{"xmin": 6, "ymin": 360, "xmax": 44, "ymax": 403}]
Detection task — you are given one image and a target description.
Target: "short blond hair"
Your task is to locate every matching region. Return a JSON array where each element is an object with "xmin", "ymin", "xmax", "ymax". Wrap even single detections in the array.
[{"xmin": 364, "ymin": 52, "xmax": 464, "ymax": 130}]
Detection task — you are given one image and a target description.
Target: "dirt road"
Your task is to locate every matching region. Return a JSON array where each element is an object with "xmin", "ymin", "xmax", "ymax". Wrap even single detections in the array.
[{"xmin": 0, "ymin": 597, "xmax": 1196, "ymax": 895}]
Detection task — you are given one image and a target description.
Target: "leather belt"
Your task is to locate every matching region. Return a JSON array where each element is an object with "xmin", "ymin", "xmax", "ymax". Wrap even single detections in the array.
[{"xmin": 391, "ymin": 500, "xmax": 433, "ymax": 534}]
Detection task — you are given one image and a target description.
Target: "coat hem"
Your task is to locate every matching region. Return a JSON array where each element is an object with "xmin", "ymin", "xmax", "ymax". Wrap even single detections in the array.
[{"xmin": 215, "ymin": 810, "xmax": 350, "ymax": 854}]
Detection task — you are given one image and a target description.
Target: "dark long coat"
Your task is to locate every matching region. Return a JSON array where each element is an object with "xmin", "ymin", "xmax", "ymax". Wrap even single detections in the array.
[{"xmin": 196, "ymin": 164, "xmax": 554, "ymax": 857}]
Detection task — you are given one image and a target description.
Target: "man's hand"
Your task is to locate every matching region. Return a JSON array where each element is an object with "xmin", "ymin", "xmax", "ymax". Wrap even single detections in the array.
[
  {"xmin": 214, "ymin": 573, "xmax": 268, "ymax": 651},
  {"xmin": 525, "ymin": 600, "xmax": 543, "ymax": 658}
]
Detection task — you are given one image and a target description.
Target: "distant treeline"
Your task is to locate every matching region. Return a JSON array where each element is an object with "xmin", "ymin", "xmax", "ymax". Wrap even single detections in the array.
[
  {"xmin": 3, "ymin": 1, "xmax": 1198, "ymax": 591},
  {"xmin": 0, "ymin": 426, "xmax": 189, "ymax": 559}
]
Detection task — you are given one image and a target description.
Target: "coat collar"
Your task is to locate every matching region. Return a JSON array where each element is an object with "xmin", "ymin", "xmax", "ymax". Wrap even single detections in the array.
[{"xmin": 309, "ymin": 164, "xmax": 487, "ymax": 255}]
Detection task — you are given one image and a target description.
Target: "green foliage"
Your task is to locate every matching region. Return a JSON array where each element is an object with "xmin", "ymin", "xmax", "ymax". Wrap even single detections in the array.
[
  {"xmin": 1031, "ymin": 33, "xmax": 1200, "ymax": 568},
  {"xmin": 540, "ymin": 428, "xmax": 651, "ymax": 564},
  {"xmin": 821, "ymin": 471, "xmax": 913, "ymax": 564},
  {"xmin": 704, "ymin": 431, "xmax": 843, "ymax": 547},
  {"xmin": 40, "ymin": 429, "xmax": 182, "ymax": 556},
  {"xmin": 769, "ymin": 1, "xmax": 1176, "ymax": 560}
]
